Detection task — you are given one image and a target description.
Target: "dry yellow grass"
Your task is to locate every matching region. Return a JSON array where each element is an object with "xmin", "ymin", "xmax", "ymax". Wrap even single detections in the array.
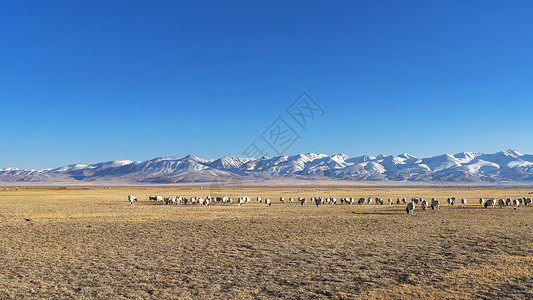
[{"xmin": 1, "ymin": 187, "xmax": 532, "ymax": 299}]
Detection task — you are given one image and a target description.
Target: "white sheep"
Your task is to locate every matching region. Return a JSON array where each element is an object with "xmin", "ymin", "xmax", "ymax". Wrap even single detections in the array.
[
  {"xmin": 497, "ymin": 198, "xmax": 505, "ymax": 208},
  {"xmin": 447, "ymin": 197, "xmax": 455, "ymax": 207},
  {"xmin": 421, "ymin": 199, "xmax": 428, "ymax": 211},
  {"xmin": 485, "ymin": 198, "xmax": 496, "ymax": 208},
  {"xmin": 406, "ymin": 202, "xmax": 415, "ymax": 214},
  {"xmin": 513, "ymin": 198, "xmax": 522, "ymax": 208},
  {"xmin": 461, "ymin": 198, "xmax": 467, "ymax": 208},
  {"xmin": 431, "ymin": 199, "xmax": 440, "ymax": 210}
]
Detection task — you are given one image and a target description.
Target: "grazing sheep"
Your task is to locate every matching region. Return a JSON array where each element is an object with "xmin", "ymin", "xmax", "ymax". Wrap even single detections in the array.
[
  {"xmin": 421, "ymin": 199, "xmax": 428, "ymax": 211},
  {"xmin": 506, "ymin": 198, "xmax": 512, "ymax": 206},
  {"xmin": 406, "ymin": 202, "xmax": 415, "ymax": 214},
  {"xmin": 524, "ymin": 198, "xmax": 531, "ymax": 206},
  {"xmin": 396, "ymin": 198, "xmax": 401, "ymax": 205},
  {"xmin": 149, "ymin": 195, "xmax": 163, "ymax": 202},
  {"xmin": 128, "ymin": 195, "xmax": 137, "ymax": 205},
  {"xmin": 447, "ymin": 198, "xmax": 455, "ymax": 207},
  {"xmin": 513, "ymin": 198, "xmax": 522, "ymax": 208},
  {"xmin": 289, "ymin": 197, "xmax": 294, "ymax": 204},
  {"xmin": 486, "ymin": 198, "xmax": 497, "ymax": 208},
  {"xmin": 461, "ymin": 198, "xmax": 467, "ymax": 208},
  {"xmin": 257, "ymin": 197, "xmax": 262, "ymax": 203},
  {"xmin": 265, "ymin": 198, "xmax": 271, "ymax": 206},
  {"xmin": 315, "ymin": 197, "xmax": 321, "ymax": 206},
  {"xmin": 163, "ymin": 197, "xmax": 174, "ymax": 205},
  {"xmin": 299, "ymin": 197, "xmax": 306, "ymax": 206},
  {"xmin": 402, "ymin": 198, "xmax": 407, "ymax": 204},
  {"xmin": 479, "ymin": 198, "xmax": 485, "ymax": 206},
  {"xmin": 280, "ymin": 197, "xmax": 284, "ymax": 203},
  {"xmin": 388, "ymin": 198, "xmax": 393, "ymax": 205},
  {"xmin": 367, "ymin": 197, "xmax": 373, "ymax": 205},
  {"xmin": 431, "ymin": 199, "xmax": 440, "ymax": 210}
]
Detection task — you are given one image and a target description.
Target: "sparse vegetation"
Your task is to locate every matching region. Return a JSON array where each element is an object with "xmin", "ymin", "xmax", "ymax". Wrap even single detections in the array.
[{"xmin": 1, "ymin": 187, "xmax": 532, "ymax": 299}]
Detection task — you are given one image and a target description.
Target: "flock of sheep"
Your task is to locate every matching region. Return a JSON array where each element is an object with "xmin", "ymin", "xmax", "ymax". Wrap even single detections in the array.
[
  {"xmin": 0, "ymin": 187, "xmax": 18, "ymax": 191},
  {"xmin": 127, "ymin": 194, "xmax": 532, "ymax": 213}
]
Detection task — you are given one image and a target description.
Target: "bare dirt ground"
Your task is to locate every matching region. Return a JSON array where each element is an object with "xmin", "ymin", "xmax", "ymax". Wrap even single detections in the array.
[{"xmin": 1, "ymin": 187, "xmax": 532, "ymax": 299}]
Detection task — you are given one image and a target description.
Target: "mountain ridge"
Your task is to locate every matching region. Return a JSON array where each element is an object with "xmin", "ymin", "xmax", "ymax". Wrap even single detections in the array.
[{"xmin": 2, "ymin": 149, "xmax": 533, "ymax": 184}]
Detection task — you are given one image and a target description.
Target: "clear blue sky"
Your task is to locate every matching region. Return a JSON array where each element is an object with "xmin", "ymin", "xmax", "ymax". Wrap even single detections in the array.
[{"xmin": 1, "ymin": 0, "xmax": 532, "ymax": 169}]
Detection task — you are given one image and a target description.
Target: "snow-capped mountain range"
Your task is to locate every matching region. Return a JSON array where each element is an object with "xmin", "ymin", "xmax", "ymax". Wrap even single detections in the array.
[{"xmin": 1, "ymin": 149, "xmax": 533, "ymax": 185}]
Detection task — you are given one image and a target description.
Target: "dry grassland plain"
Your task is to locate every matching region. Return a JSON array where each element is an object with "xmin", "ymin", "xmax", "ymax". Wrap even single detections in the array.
[{"xmin": 1, "ymin": 187, "xmax": 532, "ymax": 299}]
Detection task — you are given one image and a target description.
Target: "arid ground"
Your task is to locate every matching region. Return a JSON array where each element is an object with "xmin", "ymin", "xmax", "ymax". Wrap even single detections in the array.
[{"xmin": 1, "ymin": 187, "xmax": 532, "ymax": 299}]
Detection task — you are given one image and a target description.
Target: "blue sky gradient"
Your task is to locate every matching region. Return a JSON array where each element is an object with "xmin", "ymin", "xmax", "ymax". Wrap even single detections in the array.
[{"xmin": 1, "ymin": 1, "xmax": 532, "ymax": 169}]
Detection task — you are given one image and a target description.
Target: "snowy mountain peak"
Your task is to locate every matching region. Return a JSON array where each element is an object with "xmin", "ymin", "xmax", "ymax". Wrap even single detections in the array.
[
  {"xmin": 208, "ymin": 156, "xmax": 250, "ymax": 169},
  {"xmin": 1, "ymin": 167, "xmax": 20, "ymax": 171},
  {"xmin": 106, "ymin": 160, "xmax": 134, "ymax": 167},
  {"xmin": 501, "ymin": 149, "xmax": 523, "ymax": 157},
  {"xmin": 150, "ymin": 156, "xmax": 181, "ymax": 163},
  {"xmin": 332, "ymin": 153, "xmax": 349, "ymax": 161},
  {"xmin": 398, "ymin": 153, "xmax": 418, "ymax": 160},
  {"xmin": 453, "ymin": 152, "xmax": 484, "ymax": 164}
]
